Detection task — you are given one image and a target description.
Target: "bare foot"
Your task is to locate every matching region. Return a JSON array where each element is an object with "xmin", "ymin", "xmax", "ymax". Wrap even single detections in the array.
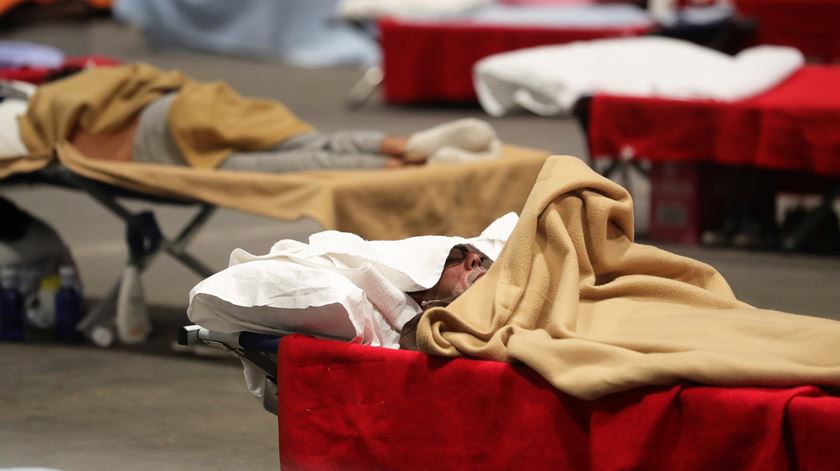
[{"xmin": 380, "ymin": 136, "xmax": 409, "ymax": 156}]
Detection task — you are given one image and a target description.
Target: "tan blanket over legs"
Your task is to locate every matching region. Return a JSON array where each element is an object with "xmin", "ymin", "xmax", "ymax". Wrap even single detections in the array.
[
  {"xmin": 418, "ymin": 155, "xmax": 840, "ymax": 399},
  {"xmin": 33, "ymin": 141, "xmax": 545, "ymax": 240}
]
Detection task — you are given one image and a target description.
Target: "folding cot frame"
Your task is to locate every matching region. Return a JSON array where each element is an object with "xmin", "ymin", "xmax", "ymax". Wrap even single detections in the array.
[
  {"xmin": 179, "ymin": 324, "xmax": 280, "ymax": 382},
  {"xmin": 178, "ymin": 324, "xmax": 288, "ymax": 413},
  {"xmin": 4, "ymin": 162, "xmax": 216, "ymax": 340}
]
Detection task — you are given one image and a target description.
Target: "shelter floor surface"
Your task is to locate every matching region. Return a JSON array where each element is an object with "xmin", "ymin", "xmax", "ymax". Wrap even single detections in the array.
[{"xmin": 1, "ymin": 15, "xmax": 839, "ymax": 471}]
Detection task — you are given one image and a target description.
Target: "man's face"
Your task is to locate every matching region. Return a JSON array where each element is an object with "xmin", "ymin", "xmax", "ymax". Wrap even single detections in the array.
[{"xmin": 423, "ymin": 245, "xmax": 492, "ymax": 303}]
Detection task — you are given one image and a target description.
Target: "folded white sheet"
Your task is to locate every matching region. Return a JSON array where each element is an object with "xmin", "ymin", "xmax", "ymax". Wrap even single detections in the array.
[{"xmin": 474, "ymin": 37, "xmax": 805, "ymax": 117}]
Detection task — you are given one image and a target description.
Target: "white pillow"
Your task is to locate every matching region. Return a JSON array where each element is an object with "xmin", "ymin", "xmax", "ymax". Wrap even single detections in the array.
[{"xmin": 188, "ymin": 258, "xmax": 404, "ymax": 347}]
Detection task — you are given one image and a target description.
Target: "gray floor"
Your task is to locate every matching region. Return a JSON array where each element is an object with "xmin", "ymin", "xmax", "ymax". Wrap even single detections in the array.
[{"xmin": 1, "ymin": 15, "xmax": 839, "ymax": 471}]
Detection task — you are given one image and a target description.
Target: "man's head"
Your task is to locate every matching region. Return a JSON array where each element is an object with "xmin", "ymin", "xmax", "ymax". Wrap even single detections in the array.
[
  {"xmin": 408, "ymin": 244, "xmax": 492, "ymax": 309},
  {"xmin": 400, "ymin": 244, "xmax": 492, "ymax": 350}
]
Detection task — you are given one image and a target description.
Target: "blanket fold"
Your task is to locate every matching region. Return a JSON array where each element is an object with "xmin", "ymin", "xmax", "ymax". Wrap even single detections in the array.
[{"xmin": 417, "ymin": 155, "xmax": 840, "ymax": 399}]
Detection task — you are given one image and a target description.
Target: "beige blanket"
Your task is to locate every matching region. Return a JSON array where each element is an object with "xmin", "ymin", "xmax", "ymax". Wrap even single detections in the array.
[
  {"xmin": 1, "ymin": 141, "xmax": 547, "ymax": 240},
  {"xmin": 17, "ymin": 63, "xmax": 313, "ymax": 168},
  {"xmin": 417, "ymin": 155, "xmax": 840, "ymax": 399}
]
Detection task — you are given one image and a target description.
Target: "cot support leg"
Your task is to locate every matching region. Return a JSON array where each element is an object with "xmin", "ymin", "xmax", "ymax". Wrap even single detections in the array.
[
  {"xmin": 163, "ymin": 204, "xmax": 216, "ymax": 276},
  {"xmin": 346, "ymin": 65, "xmax": 383, "ymax": 109},
  {"xmin": 73, "ymin": 175, "xmax": 216, "ymax": 277},
  {"xmin": 76, "ymin": 278, "xmax": 120, "ymax": 342},
  {"xmin": 67, "ymin": 176, "xmax": 218, "ymax": 345}
]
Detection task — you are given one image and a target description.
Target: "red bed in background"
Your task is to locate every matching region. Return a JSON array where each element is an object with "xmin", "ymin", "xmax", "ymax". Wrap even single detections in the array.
[
  {"xmin": 589, "ymin": 65, "xmax": 840, "ymax": 177},
  {"xmin": 586, "ymin": 65, "xmax": 840, "ymax": 245},
  {"xmin": 277, "ymin": 335, "xmax": 840, "ymax": 470},
  {"xmin": 0, "ymin": 55, "xmax": 121, "ymax": 84},
  {"xmin": 734, "ymin": 0, "xmax": 840, "ymax": 62},
  {"xmin": 379, "ymin": 17, "xmax": 651, "ymax": 104}
]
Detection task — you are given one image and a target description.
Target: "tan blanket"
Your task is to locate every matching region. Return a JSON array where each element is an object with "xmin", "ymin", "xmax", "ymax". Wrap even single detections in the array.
[
  {"xmin": 17, "ymin": 63, "xmax": 313, "ymax": 169},
  {"xmin": 24, "ymin": 141, "xmax": 544, "ymax": 240},
  {"xmin": 417, "ymin": 155, "xmax": 840, "ymax": 399}
]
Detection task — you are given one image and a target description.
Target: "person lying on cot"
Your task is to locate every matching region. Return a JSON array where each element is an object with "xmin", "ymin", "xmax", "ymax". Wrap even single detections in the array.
[{"xmin": 5, "ymin": 63, "xmax": 502, "ymax": 169}]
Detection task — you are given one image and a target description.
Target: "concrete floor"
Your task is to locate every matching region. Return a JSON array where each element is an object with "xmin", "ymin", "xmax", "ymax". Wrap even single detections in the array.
[{"xmin": 1, "ymin": 14, "xmax": 839, "ymax": 471}]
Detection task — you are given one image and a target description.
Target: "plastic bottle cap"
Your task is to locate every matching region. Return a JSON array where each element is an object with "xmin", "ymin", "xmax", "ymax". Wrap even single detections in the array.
[
  {"xmin": 90, "ymin": 325, "xmax": 115, "ymax": 348},
  {"xmin": 59, "ymin": 265, "xmax": 77, "ymax": 288},
  {"xmin": 0, "ymin": 266, "xmax": 19, "ymax": 288}
]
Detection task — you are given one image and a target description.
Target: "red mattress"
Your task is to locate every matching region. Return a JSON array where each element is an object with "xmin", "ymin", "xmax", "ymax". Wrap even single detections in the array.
[
  {"xmin": 277, "ymin": 335, "xmax": 840, "ymax": 470},
  {"xmin": 734, "ymin": 0, "xmax": 840, "ymax": 62},
  {"xmin": 0, "ymin": 55, "xmax": 121, "ymax": 84},
  {"xmin": 588, "ymin": 65, "xmax": 840, "ymax": 177},
  {"xmin": 379, "ymin": 17, "xmax": 651, "ymax": 104}
]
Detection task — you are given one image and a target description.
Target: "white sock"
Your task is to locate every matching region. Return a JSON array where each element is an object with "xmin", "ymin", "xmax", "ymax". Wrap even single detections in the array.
[
  {"xmin": 404, "ymin": 118, "xmax": 497, "ymax": 162},
  {"xmin": 427, "ymin": 139, "xmax": 502, "ymax": 165}
]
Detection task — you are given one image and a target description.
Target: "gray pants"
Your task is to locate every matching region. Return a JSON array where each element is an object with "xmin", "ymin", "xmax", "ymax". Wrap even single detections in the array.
[{"xmin": 132, "ymin": 94, "xmax": 389, "ymax": 172}]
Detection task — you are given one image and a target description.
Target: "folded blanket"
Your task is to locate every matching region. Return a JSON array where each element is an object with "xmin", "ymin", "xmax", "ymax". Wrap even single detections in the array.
[
  {"xmin": 475, "ymin": 37, "xmax": 805, "ymax": 116},
  {"xmin": 417, "ymin": 155, "xmax": 840, "ymax": 399}
]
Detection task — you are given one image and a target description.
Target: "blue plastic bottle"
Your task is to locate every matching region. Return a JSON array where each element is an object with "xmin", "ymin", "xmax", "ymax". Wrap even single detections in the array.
[
  {"xmin": 54, "ymin": 266, "xmax": 82, "ymax": 342},
  {"xmin": 0, "ymin": 266, "xmax": 25, "ymax": 341}
]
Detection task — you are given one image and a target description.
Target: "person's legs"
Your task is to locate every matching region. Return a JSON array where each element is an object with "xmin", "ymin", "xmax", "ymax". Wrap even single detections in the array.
[
  {"xmin": 341, "ymin": 118, "xmax": 502, "ymax": 164},
  {"xmin": 296, "ymin": 119, "xmax": 500, "ymax": 164},
  {"xmin": 220, "ymin": 148, "xmax": 391, "ymax": 172},
  {"xmin": 220, "ymin": 131, "xmax": 398, "ymax": 172},
  {"xmin": 297, "ymin": 130, "xmax": 386, "ymax": 155},
  {"xmin": 133, "ymin": 93, "xmax": 499, "ymax": 171}
]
